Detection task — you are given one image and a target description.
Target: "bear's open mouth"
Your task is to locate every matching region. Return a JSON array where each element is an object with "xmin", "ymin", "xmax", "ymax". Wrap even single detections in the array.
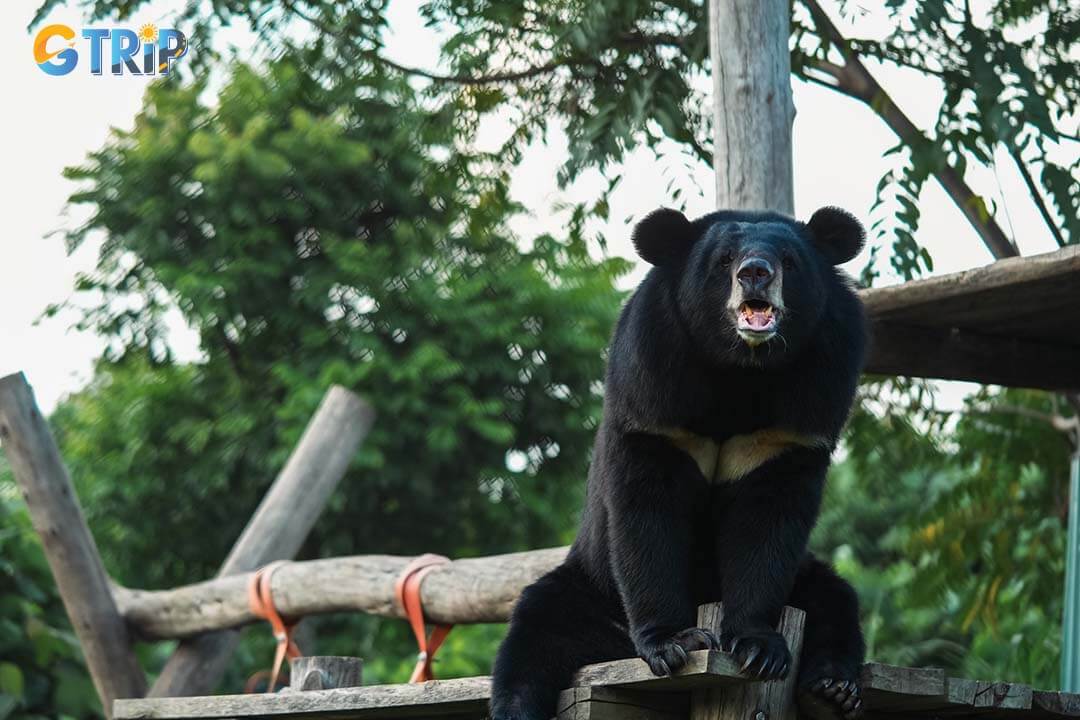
[{"xmin": 737, "ymin": 300, "xmax": 776, "ymax": 334}]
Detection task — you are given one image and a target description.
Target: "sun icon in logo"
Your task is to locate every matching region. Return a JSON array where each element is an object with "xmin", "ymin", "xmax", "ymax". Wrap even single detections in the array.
[{"xmin": 138, "ymin": 23, "xmax": 158, "ymax": 44}]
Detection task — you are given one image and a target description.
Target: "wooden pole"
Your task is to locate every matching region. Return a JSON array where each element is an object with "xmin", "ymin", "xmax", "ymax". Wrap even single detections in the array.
[
  {"xmin": 150, "ymin": 385, "xmax": 375, "ymax": 698},
  {"xmin": 0, "ymin": 372, "xmax": 147, "ymax": 716},
  {"xmin": 290, "ymin": 657, "xmax": 363, "ymax": 691},
  {"xmin": 690, "ymin": 604, "xmax": 805, "ymax": 720},
  {"xmin": 709, "ymin": 0, "xmax": 795, "ymax": 213}
]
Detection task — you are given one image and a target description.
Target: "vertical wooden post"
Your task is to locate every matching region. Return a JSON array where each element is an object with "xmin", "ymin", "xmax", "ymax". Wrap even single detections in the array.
[
  {"xmin": 709, "ymin": 0, "xmax": 795, "ymax": 213},
  {"xmin": 290, "ymin": 657, "xmax": 363, "ymax": 691},
  {"xmin": 690, "ymin": 604, "xmax": 805, "ymax": 720},
  {"xmin": 0, "ymin": 373, "xmax": 147, "ymax": 716},
  {"xmin": 150, "ymin": 385, "xmax": 375, "ymax": 698}
]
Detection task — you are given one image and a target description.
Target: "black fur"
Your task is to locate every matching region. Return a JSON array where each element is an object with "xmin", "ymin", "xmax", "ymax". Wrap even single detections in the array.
[{"xmin": 491, "ymin": 207, "xmax": 868, "ymax": 720}]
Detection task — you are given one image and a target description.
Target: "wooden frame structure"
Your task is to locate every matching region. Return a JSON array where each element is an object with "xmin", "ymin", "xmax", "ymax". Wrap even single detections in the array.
[{"xmin": 2, "ymin": 246, "xmax": 1079, "ymax": 719}]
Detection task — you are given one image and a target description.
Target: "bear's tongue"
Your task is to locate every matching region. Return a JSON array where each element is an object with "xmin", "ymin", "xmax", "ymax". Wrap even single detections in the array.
[{"xmin": 739, "ymin": 302, "xmax": 775, "ymax": 330}]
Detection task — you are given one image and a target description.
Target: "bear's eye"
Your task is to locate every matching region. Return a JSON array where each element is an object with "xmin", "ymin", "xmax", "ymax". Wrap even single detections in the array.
[
  {"xmin": 782, "ymin": 255, "xmax": 796, "ymax": 270},
  {"xmin": 719, "ymin": 250, "xmax": 735, "ymax": 268}
]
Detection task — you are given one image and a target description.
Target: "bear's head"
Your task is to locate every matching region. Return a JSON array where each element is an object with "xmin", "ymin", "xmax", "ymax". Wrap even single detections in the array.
[{"xmin": 631, "ymin": 206, "xmax": 864, "ymax": 366}]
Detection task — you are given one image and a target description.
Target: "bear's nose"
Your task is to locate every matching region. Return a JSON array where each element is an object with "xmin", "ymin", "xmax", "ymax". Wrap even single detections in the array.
[{"xmin": 736, "ymin": 257, "xmax": 774, "ymax": 291}]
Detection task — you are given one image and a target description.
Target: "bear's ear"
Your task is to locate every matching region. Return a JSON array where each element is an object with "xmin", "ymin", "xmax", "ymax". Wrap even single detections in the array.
[
  {"xmin": 807, "ymin": 206, "xmax": 865, "ymax": 265},
  {"xmin": 631, "ymin": 208, "xmax": 695, "ymax": 266}
]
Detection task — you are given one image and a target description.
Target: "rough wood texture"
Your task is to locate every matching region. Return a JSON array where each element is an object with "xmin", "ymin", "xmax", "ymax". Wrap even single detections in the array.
[
  {"xmin": 709, "ymin": 0, "xmax": 794, "ymax": 213},
  {"xmin": 116, "ymin": 677, "xmax": 492, "ymax": 719},
  {"xmin": 689, "ymin": 604, "xmax": 804, "ymax": 720},
  {"xmin": 150, "ymin": 385, "xmax": 375, "ymax": 698},
  {"xmin": 947, "ymin": 678, "xmax": 1033, "ymax": 714},
  {"xmin": 0, "ymin": 372, "xmax": 146, "ymax": 716},
  {"xmin": 1034, "ymin": 690, "xmax": 1080, "ymax": 718},
  {"xmin": 557, "ymin": 687, "xmax": 687, "ymax": 720},
  {"xmin": 114, "ymin": 654, "xmax": 1080, "ymax": 720},
  {"xmin": 115, "ymin": 547, "xmax": 568, "ymax": 639},
  {"xmin": 858, "ymin": 663, "xmax": 948, "ymax": 712},
  {"xmin": 860, "ymin": 245, "xmax": 1080, "ymax": 390},
  {"xmin": 573, "ymin": 650, "xmax": 743, "ymax": 693},
  {"xmin": 291, "ymin": 657, "xmax": 363, "ymax": 691}
]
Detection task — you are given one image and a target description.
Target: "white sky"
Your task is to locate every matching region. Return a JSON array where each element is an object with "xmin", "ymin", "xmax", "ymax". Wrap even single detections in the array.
[{"xmin": 0, "ymin": 0, "xmax": 1069, "ymax": 413}]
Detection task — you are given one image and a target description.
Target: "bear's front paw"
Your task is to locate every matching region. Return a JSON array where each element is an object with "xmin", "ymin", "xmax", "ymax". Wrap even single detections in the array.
[
  {"xmin": 798, "ymin": 677, "xmax": 862, "ymax": 720},
  {"xmin": 638, "ymin": 627, "xmax": 720, "ymax": 676},
  {"xmin": 720, "ymin": 628, "xmax": 791, "ymax": 681}
]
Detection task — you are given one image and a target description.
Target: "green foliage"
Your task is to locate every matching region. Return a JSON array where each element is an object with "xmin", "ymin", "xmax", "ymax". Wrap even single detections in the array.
[
  {"xmin": 43, "ymin": 45, "xmax": 627, "ymax": 685},
  {"xmin": 813, "ymin": 383, "xmax": 1074, "ymax": 687},
  {"xmin": 800, "ymin": 0, "xmax": 1080, "ymax": 276},
  {"xmin": 0, "ymin": 470, "xmax": 100, "ymax": 719},
  {"xmin": 36, "ymin": 0, "xmax": 1077, "ymax": 278}
]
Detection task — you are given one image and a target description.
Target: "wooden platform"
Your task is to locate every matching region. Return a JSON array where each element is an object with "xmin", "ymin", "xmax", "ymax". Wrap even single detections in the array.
[
  {"xmin": 114, "ymin": 657, "xmax": 1080, "ymax": 720},
  {"xmin": 861, "ymin": 244, "xmax": 1080, "ymax": 390}
]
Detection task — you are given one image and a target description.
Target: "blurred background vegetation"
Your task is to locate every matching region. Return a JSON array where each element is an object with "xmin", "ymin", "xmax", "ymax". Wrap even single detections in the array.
[{"xmin": 2, "ymin": 0, "xmax": 1078, "ymax": 717}]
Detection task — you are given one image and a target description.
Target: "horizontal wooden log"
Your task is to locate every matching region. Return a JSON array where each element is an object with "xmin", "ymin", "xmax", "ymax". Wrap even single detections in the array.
[
  {"xmin": 860, "ymin": 245, "xmax": 1080, "ymax": 319},
  {"xmin": 115, "ymin": 547, "xmax": 569, "ymax": 639},
  {"xmin": 864, "ymin": 321, "xmax": 1080, "ymax": 391}
]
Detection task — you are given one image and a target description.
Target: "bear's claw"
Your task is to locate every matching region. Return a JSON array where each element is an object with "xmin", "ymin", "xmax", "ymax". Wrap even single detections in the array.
[
  {"xmin": 799, "ymin": 678, "xmax": 863, "ymax": 720},
  {"xmin": 640, "ymin": 627, "xmax": 720, "ymax": 676},
  {"xmin": 722, "ymin": 629, "xmax": 791, "ymax": 681}
]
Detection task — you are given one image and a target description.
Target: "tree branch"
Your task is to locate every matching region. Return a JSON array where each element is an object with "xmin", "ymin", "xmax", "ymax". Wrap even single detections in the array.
[
  {"xmin": 1008, "ymin": 149, "xmax": 1067, "ymax": 248},
  {"xmin": 801, "ymin": 0, "xmax": 1019, "ymax": 260}
]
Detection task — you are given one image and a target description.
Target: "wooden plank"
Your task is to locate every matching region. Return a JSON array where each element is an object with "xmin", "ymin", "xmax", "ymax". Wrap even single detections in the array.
[
  {"xmin": 946, "ymin": 678, "xmax": 1033, "ymax": 715},
  {"xmin": 557, "ymin": 687, "xmax": 687, "ymax": 720},
  {"xmin": 0, "ymin": 372, "xmax": 146, "ymax": 716},
  {"xmin": 858, "ymin": 662, "xmax": 948, "ymax": 712},
  {"xmin": 572, "ymin": 650, "xmax": 742, "ymax": 692},
  {"xmin": 864, "ymin": 321, "xmax": 1080, "ymax": 391},
  {"xmin": 115, "ymin": 547, "xmax": 569, "ymax": 639},
  {"xmin": 115, "ymin": 677, "xmax": 492, "ymax": 719},
  {"xmin": 117, "ymin": 646, "xmax": 745, "ymax": 719},
  {"xmin": 150, "ymin": 386, "xmax": 375, "ymax": 698},
  {"xmin": 690, "ymin": 604, "xmax": 805, "ymax": 720},
  {"xmin": 1032, "ymin": 690, "xmax": 1080, "ymax": 718}
]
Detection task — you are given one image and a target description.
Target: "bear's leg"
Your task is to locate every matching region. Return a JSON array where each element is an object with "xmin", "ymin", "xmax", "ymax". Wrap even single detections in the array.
[
  {"xmin": 490, "ymin": 562, "xmax": 634, "ymax": 720},
  {"xmin": 787, "ymin": 553, "xmax": 865, "ymax": 720}
]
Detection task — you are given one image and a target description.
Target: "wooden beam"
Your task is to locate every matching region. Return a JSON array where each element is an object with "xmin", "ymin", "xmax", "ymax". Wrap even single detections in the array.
[
  {"xmin": 114, "ymin": 654, "xmax": 1080, "ymax": 720},
  {"xmin": 115, "ymin": 547, "xmax": 568, "ymax": 639},
  {"xmin": 557, "ymin": 687, "xmax": 687, "ymax": 720},
  {"xmin": 0, "ymin": 372, "xmax": 146, "ymax": 716},
  {"xmin": 861, "ymin": 245, "xmax": 1080, "ymax": 319},
  {"xmin": 689, "ymin": 604, "xmax": 804, "ymax": 720},
  {"xmin": 858, "ymin": 663, "xmax": 948, "ymax": 713},
  {"xmin": 116, "ymin": 677, "xmax": 493, "ymax": 719},
  {"xmin": 150, "ymin": 385, "xmax": 375, "ymax": 698},
  {"xmin": 865, "ymin": 321, "xmax": 1080, "ymax": 391}
]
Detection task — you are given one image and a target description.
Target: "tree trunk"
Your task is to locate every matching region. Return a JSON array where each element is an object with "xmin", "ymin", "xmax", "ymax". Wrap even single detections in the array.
[{"xmin": 709, "ymin": 0, "xmax": 795, "ymax": 213}]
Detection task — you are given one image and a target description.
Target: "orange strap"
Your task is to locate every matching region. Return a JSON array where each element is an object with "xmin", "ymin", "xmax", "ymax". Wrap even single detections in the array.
[
  {"xmin": 247, "ymin": 561, "xmax": 302, "ymax": 692},
  {"xmin": 394, "ymin": 554, "xmax": 454, "ymax": 683}
]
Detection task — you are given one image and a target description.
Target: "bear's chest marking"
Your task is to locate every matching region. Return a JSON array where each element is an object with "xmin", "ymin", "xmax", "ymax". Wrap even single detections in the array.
[{"xmin": 657, "ymin": 427, "xmax": 828, "ymax": 483}]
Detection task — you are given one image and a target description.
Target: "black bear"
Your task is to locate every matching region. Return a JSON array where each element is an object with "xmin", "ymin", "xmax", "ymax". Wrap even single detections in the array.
[{"xmin": 490, "ymin": 206, "xmax": 869, "ymax": 720}]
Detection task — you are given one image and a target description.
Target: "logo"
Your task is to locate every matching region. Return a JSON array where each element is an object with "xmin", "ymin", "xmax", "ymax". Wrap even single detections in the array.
[{"xmin": 34, "ymin": 22, "xmax": 188, "ymax": 76}]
